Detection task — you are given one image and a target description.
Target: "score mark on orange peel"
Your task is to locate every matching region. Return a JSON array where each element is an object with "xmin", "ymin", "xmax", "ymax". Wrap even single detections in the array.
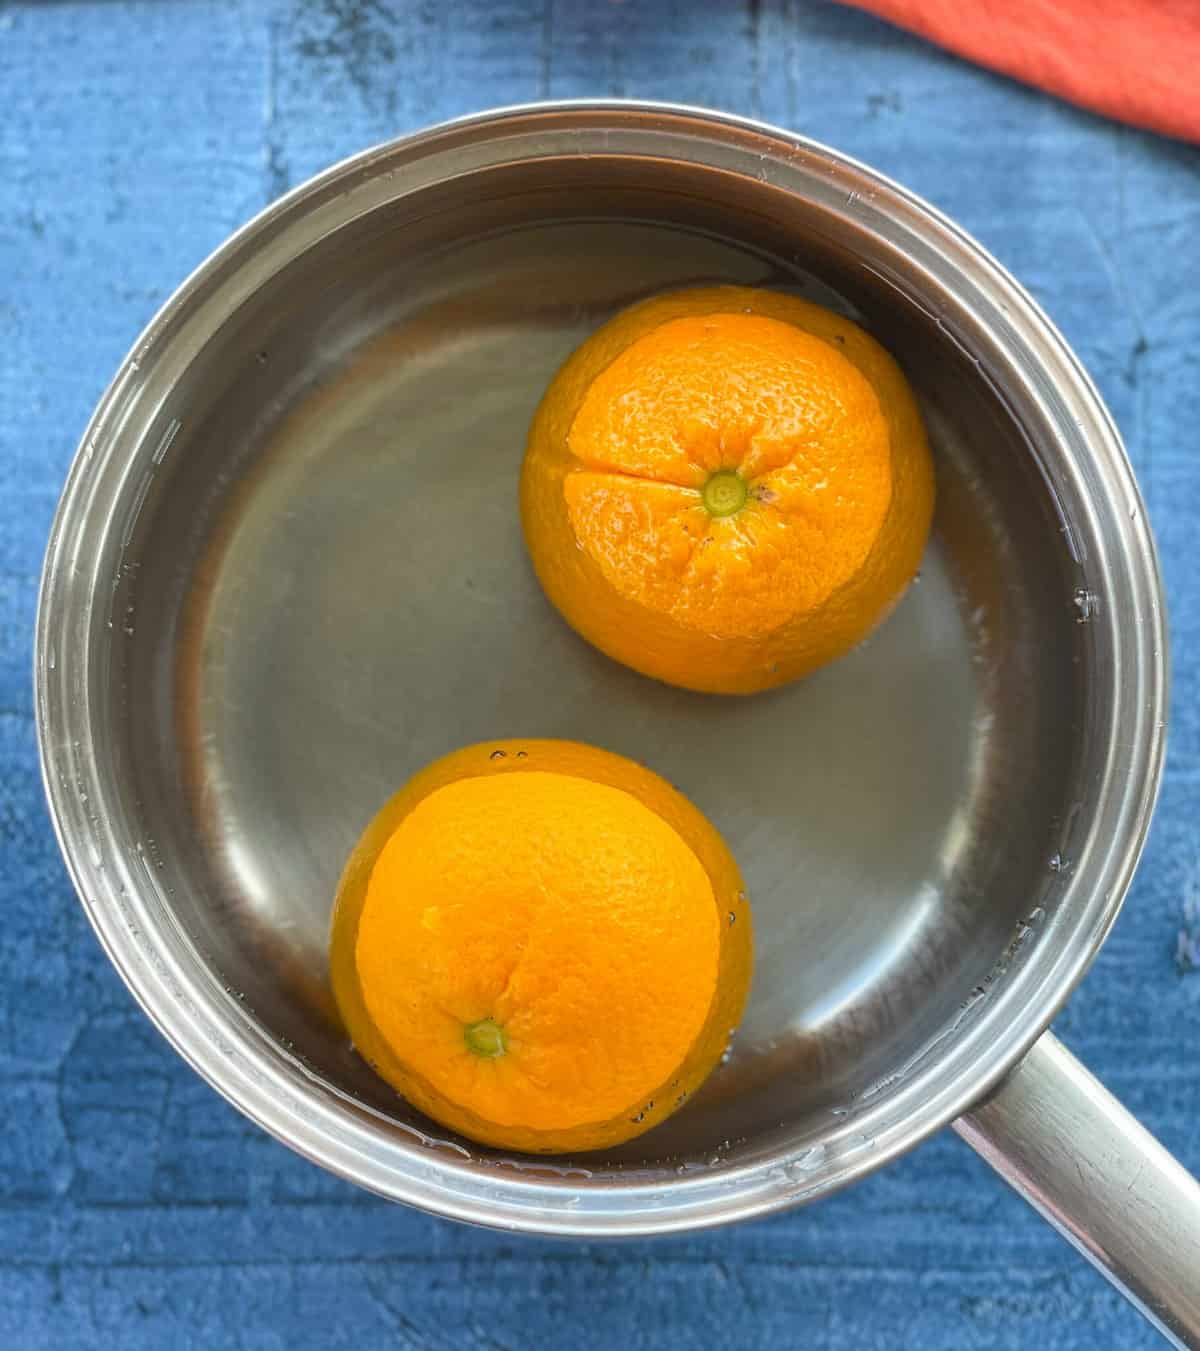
[{"xmin": 520, "ymin": 286, "xmax": 935, "ymax": 694}]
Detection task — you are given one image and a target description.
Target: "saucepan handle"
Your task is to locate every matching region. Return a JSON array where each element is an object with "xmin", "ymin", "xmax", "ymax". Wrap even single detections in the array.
[{"xmin": 955, "ymin": 1031, "xmax": 1200, "ymax": 1348}]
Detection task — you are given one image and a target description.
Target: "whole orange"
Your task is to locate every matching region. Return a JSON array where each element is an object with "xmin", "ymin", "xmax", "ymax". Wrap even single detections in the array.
[
  {"xmin": 521, "ymin": 286, "xmax": 935, "ymax": 694},
  {"xmin": 329, "ymin": 740, "xmax": 751, "ymax": 1154}
]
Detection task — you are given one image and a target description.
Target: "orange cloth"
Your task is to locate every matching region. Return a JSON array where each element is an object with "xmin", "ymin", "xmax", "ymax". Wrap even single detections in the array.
[{"xmin": 846, "ymin": 0, "xmax": 1200, "ymax": 143}]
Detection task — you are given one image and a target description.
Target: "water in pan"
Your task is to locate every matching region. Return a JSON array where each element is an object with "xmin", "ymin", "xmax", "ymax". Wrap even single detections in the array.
[{"xmin": 138, "ymin": 218, "xmax": 1073, "ymax": 1169}]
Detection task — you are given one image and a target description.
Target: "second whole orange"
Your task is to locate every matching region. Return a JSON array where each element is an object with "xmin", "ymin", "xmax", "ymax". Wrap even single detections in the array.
[
  {"xmin": 330, "ymin": 740, "xmax": 752, "ymax": 1154},
  {"xmin": 521, "ymin": 285, "xmax": 935, "ymax": 694}
]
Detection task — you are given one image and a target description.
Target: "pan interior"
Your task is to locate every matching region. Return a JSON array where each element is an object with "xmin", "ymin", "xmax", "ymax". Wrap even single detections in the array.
[{"xmin": 111, "ymin": 160, "xmax": 1079, "ymax": 1179}]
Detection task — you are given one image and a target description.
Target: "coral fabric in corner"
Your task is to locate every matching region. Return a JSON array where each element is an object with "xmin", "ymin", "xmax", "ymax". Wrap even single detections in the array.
[{"xmin": 846, "ymin": 0, "xmax": 1200, "ymax": 143}]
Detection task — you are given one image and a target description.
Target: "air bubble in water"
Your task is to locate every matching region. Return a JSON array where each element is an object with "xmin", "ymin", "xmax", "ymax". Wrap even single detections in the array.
[{"xmin": 1073, "ymin": 588, "xmax": 1099, "ymax": 623}]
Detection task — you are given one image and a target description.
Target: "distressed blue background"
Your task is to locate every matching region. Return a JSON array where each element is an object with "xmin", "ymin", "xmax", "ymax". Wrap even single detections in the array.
[{"xmin": 2, "ymin": 1, "xmax": 1198, "ymax": 1347}]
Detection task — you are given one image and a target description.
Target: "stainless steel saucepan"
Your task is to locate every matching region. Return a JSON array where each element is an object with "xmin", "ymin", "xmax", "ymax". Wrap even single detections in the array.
[{"xmin": 35, "ymin": 104, "xmax": 1199, "ymax": 1344}]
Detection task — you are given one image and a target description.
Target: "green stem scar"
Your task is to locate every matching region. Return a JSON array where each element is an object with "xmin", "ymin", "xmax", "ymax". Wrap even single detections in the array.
[
  {"xmin": 464, "ymin": 1018, "xmax": 507, "ymax": 1059},
  {"xmin": 702, "ymin": 470, "xmax": 748, "ymax": 518}
]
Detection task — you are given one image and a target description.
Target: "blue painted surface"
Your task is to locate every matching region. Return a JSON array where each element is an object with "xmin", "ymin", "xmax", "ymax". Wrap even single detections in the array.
[{"xmin": 2, "ymin": 1, "xmax": 1198, "ymax": 1346}]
